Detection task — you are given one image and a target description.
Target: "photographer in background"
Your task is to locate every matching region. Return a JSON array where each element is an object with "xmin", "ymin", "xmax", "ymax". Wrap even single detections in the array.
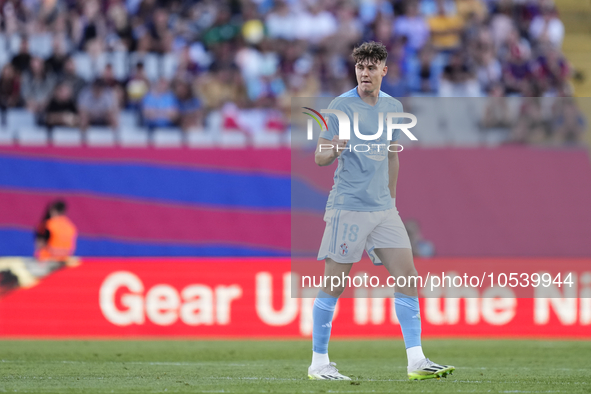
[
  {"xmin": 0, "ymin": 199, "xmax": 79, "ymax": 296},
  {"xmin": 34, "ymin": 200, "xmax": 78, "ymax": 271}
]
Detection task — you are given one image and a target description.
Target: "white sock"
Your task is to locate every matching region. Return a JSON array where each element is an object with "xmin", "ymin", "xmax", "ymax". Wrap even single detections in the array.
[
  {"xmin": 406, "ymin": 346, "xmax": 426, "ymax": 368},
  {"xmin": 311, "ymin": 351, "xmax": 330, "ymax": 369}
]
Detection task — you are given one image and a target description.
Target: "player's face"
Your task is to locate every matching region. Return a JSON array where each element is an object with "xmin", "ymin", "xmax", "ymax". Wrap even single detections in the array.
[{"xmin": 355, "ymin": 60, "xmax": 388, "ymax": 95}]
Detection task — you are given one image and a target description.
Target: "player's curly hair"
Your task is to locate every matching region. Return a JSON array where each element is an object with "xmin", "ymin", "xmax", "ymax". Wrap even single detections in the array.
[{"xmin": 351, "ymin": 41, "xmax": 388, "ymax": 65}]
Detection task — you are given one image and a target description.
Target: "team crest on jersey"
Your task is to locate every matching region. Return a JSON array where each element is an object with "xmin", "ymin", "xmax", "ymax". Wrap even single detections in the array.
[
  {"xmin": 340, "ymin": 242, "xmax": 348, "ymax": 255},
  {"xmin": 364, "ymin": 136, "xmax": 388, "ymax": 162}
]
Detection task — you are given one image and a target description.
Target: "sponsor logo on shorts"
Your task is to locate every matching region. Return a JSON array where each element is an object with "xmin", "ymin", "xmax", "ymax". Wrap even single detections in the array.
[{"xmin": 340, "ymin": 242, "xmax": 348, "ymax": 255}]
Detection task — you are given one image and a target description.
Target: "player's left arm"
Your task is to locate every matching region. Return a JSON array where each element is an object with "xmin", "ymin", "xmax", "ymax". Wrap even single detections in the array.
[{"xmin": 388, "ymin": 141, "xmax": 399, "ymax": 199}]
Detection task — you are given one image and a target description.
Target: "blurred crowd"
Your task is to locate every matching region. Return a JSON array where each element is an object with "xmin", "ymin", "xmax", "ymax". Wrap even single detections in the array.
[
  {"xmin": 481, "ymin": 95, "xmax": 585, "ymax": 145},
  {"xmin": 0, "ymin": 0, "xmax": 580, "ymax": 143}
]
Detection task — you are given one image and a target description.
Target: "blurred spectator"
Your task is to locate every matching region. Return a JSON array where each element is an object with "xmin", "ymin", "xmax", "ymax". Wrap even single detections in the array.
[
  {"xmin": 333, "ymin": 4, "xmax": 363, "ymax": 54},
  {"xmin": 420, "ymin": 0, "xmax": 456, "ymax": 16},
  {"xmin": 501, "ymin": 28, "xmax": 533, "ymax": 95},
  {"xmin": 126, "ymin": 62, "xmax": 150, "ymax": 110},
  {"xmin": 473, "ymin": 28, "xmax": 502, "ymax": 92},
  {"xmin": 175, "ymin": 45, "xmax": 202, "ymax": 79},
  {"xmin": 381, "ymin": 61, "xmax": 409, "ymax": 98},
  {"xmin": 476, "ymin": 51, "xmax": 502, "ymax": 93},
  {"xmin": 264, "ymin": 105, "xmax": 287, "ymax": 133},
  {"xmin": 73, "ymin": 0, "xmax": 107, "ymax": 56},
  {"xmin": 394, "ymin": 0, "xmax": 430, "ymax": 53},
  {"xmin": 77, "ymin": 79, "xmax": 119, "ymax": 132},
  {"xmin": 35, "ymin": 0, "xmax": 65, "ymax": 30},
  {"xmin": 0, "ymin": 64, "xmax": 22, "ymax": 125},
  {"xmin": 265, "ymin": 1, "xmax": 297, "ymax": 41},
  {"xmin": 106, "ymin": 0, "xmax": 136, "ymax": 51},
  {"xmin": 202, "ymin": 6, "xmax": 241, "ymax": 47},
  {"xmin": 101, "ymin": 64, "xmax": 124, "ymax": 109},
  {"xmin": 197, "ymin": 65, "xmax": 247, "ymax": 111},
  {"xmin": 141, "ymin": 78, "xmax": 179, "ymax": 130},
  {"xmin": 409, "ymin": 44, "xmax": 441, "ymax": 93},
  {"xmin": 439, "ymin": 52, "xmax": 480, "ymax": 96},
  {"xmin": 236, "ymin": 39, "xmax": 285, "ymax": 102},
  {"xmin": 511, "ymin": 96, "xmax": 546, "ymax": 144},
  {"xmin": 456, "ymin": 0, "xmax": 488, "ymax": 22},
  {"xmin": 44, "ymin": 83, "xmax": 79, "ymax": 129},
  {"xmin": 174, "ymin": 82, "xmax": 202, "ymax": 131},
  {"xmin": 21, "ymin": 58, "xmax": 56, "ymax": 122},
  {"xmin": 2, "ymin": 1, "xmax": 23, "ymax": 37},
  {"xmin": 58, "ymin": 58, "xmax": 86, "ymax": 98},
  {"xmin": 529, "ymin": 2, "xmax": 564, "ymax": 49},
  {"xmin": 149, "ymin": 8, "xmax": 173, "ymax": 54},
  {"xmin": 551, "ymin": 98, "xmax": 585, "ymax": 145},
  {"xmin": 532, "ymin": 45, "xmax": 570, "ymax": 95},
  {"xmin": 360, "ymin": 0, "xmax": 395, "ymax": 25},
  {"xmin": 481, "ymin": 84, "xmax": 512, "ymax": 128},
  {"xmin": 236, "ymin": 39, "xmax": 278, "ymax": 81},
  {"xmin": 371, "ymin": 15, "xmax": 395, "ymax": 50},
  {"xmin": 11, "ymin": 38, "xmax": 32, "ymax": 74},
  {"xmin": 134, "ymin": 29, "xmax": 153, "ymax": 54},
  {"xmin": 45, "ymin": 38, "xmax": 69, "ymax": 76},
  {"xmin": 428, "ymin": 0, "xmax": 464, "ymax": 52},
  {"xmin": 295, "ymin": 3, "xmax": 338, "ymax": 45},
  {"xmin": 242, "ymin": 8, "xmax": 265, "ymax": 46},
  {"xmin": 0, "ymin": 0, "xmax": 578, "ymax": 145},
  {"xmin": 490, "ymin": 0, "xmax": 515, "ymax": 51}
]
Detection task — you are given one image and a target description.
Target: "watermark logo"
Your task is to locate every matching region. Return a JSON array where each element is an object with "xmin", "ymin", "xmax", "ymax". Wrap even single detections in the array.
[
  {"xmin": 302, "ymin": 107, "xmax": 328, "ymax": 133},
  {"xmin": 302, "ymin": 107, "xmax": 418, "ymax": 142}
]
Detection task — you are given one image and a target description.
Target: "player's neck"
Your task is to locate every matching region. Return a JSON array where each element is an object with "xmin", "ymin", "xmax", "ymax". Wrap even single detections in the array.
[{"xmin": 356, "ymin": 86, "xmax": 379, "ymax": 106}]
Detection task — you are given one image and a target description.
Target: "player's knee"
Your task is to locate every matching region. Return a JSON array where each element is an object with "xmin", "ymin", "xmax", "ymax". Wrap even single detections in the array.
[
  {"xmin": 398, "ymin": 268, "xmax": 419, "ymax": 289},
  {"xmin": 322, "ymin": 286, "xmax": 345, "ymax": 298}
]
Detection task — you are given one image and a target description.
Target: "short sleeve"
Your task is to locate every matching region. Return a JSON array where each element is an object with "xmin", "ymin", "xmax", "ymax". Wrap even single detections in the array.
[
  {"xmin": 319, "ymin": 99, "xmax": 340, "ymax": 140},
  {"xmin": 319, "ymin": 112, "xmax": 338, "ymax": 140}
]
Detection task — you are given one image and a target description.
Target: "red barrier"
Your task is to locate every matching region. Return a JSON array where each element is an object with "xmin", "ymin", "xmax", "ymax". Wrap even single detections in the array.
[{"xmin": 0, "ymin": 258, "xmax": 589, "ymax": 338}]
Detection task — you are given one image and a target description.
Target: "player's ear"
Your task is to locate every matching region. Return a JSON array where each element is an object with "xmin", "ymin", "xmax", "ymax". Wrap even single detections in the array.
[{"xmin": 382, "ymin": 64, "xmax": 388, "ymax": 77}]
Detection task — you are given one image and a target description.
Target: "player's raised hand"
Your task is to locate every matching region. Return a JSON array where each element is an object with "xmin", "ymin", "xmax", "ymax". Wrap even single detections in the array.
[{"xmin": 331, "ymin": 135, "xmax": 348, "ymax": 157}]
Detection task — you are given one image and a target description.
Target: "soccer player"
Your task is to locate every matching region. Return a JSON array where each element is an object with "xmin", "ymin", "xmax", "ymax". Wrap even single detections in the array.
[{"xmin": 308, "ymin": 41, "xmax": 455, "ymax": 381}]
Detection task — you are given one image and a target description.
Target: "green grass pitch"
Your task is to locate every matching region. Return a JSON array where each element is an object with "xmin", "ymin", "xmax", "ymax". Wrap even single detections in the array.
[{"xmin": 1, "ymin": 339, "xmax": 590, "ymax": 393}]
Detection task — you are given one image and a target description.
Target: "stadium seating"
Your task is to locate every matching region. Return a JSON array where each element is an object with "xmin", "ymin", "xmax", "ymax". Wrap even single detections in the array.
[
  {"xmin": 28, "ymin": 33, "xmax": 53, "ymax": 59},
  {"xmin": 153, "ymin": 128, "xmax": 184, "ymax": 148},
  {"xmin": 52, "ymin": 127, "xmax": 83, "ymax": 146},
  {"xmin": 252, "ymin": 131, "xmax": 282, "ymax": 148},
  {"xmin": 72, "ymin": 52, "xmax": 94, "ymax": 81},
  {"xmin": 7, "ymin": 109, "xmax": 35, "ymax": 130},
  {"xmin": 219, "ymin": 131, "xmax": 248, "ymax": 148},
  {"xmin": 0, "ymin": 126, "xmax": 12, "ymax": 145},
  {"xmin": 86, "ymin": 127, "xmax": 117, "ymax": 147},
  {"xmin": 119, "ymin": 110, "xmax": 138, "ymax": 129},
  {"xmin": 128, "ymin": 53, "xmax": 160, "ymax": 82},
  {"xmin": 118, "ymin": 127, "xmax": 149, "ymax": 147},
  {"xmin": 16, "ymin": 127, "xmax": 48, "ymax": 146},
  {"xmin": 186, "ymin": 130, "xmax": 216, "ymax": 148}
]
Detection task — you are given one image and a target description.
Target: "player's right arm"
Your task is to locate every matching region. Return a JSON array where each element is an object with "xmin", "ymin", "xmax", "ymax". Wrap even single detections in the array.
[{"xmin": 315, "ymin": 135, "xmax": 347, "ymax": 166}]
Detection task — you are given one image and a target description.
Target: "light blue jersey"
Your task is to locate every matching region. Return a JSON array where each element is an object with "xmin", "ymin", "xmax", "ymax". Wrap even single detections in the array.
[{"xmin": 319, "ymin": 87, "xmax": 403, "ymax": 212}]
